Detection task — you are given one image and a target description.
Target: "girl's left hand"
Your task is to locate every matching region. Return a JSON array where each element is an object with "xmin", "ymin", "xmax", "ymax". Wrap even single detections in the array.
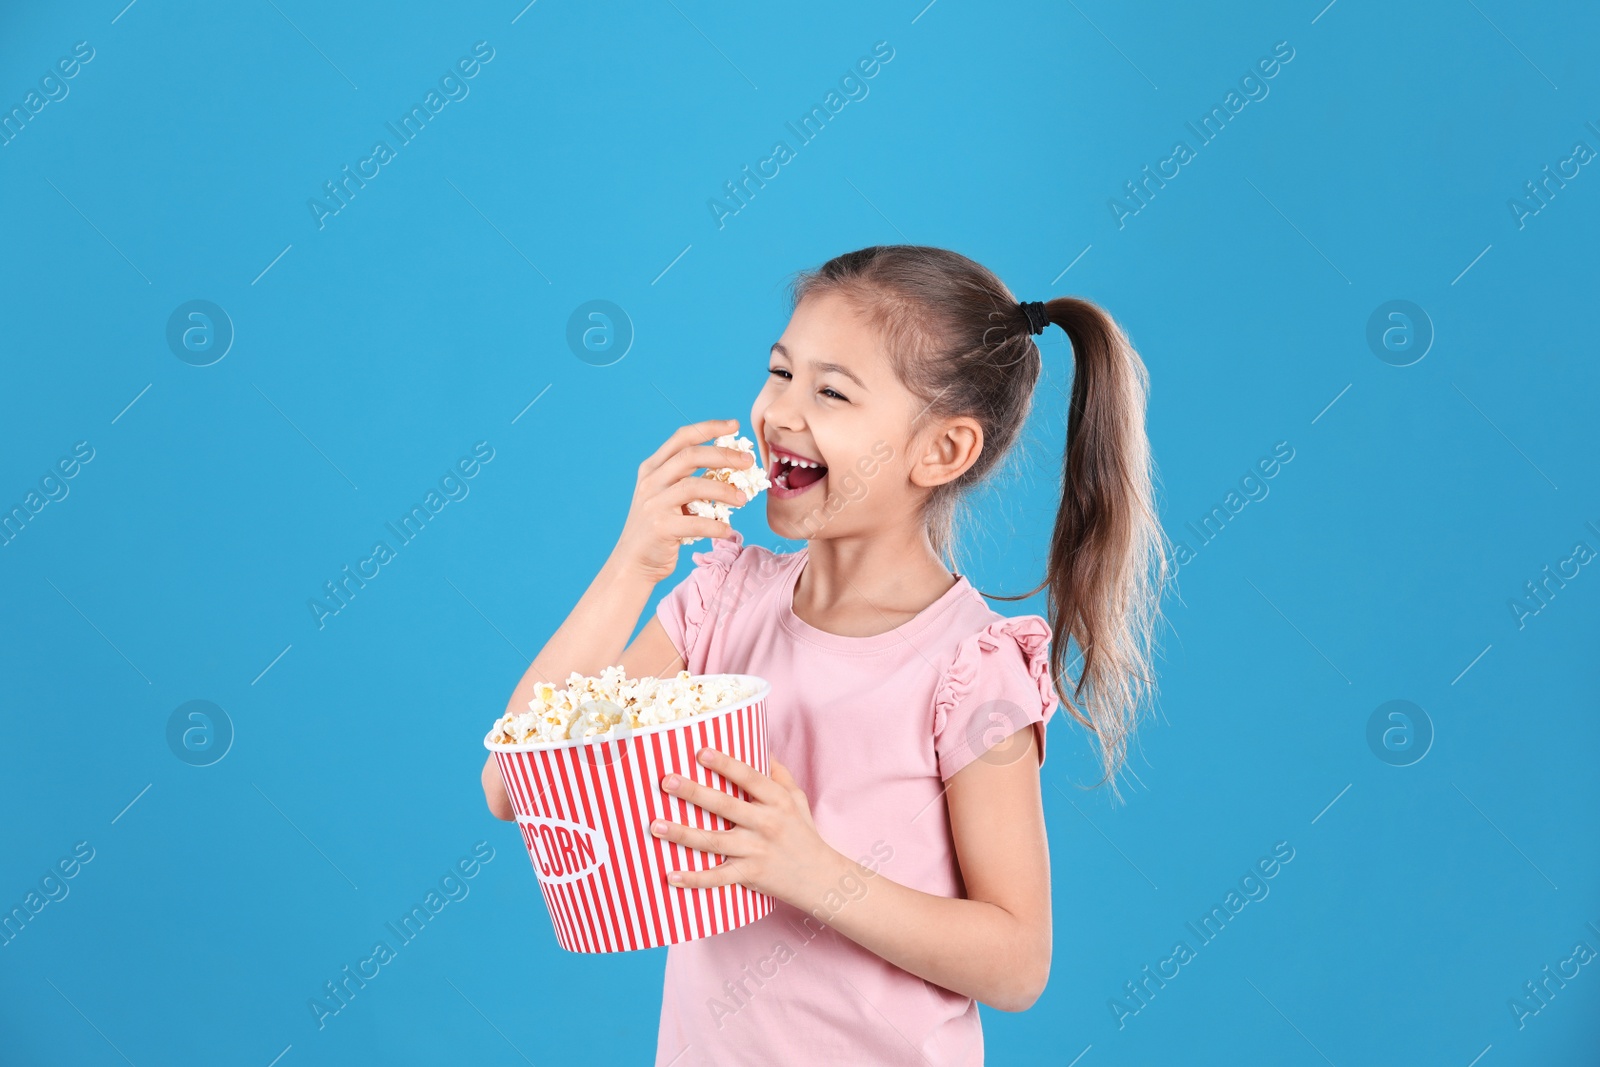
[{"xmin": 651, "ymin": 748, "xmax": 837, "ymax": 908}]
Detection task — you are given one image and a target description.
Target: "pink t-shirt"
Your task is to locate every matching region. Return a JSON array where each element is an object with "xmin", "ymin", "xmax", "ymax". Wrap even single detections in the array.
[{"xmin": 652, "ymin": 528, "xmax": 1061, "ymax": 1066}]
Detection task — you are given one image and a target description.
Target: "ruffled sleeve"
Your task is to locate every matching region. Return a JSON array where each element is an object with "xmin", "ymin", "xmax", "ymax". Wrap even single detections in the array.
[
  {"xmin": 653, "ymin": 528, "xmax": 745, "ymax": 670},
  {"xmin": 931, "ymin": 614, "xmax": 1062, "ymax": 782}
]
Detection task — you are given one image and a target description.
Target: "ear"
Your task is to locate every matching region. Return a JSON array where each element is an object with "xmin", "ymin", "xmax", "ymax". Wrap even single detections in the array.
[{"xmin": 909, "ymin": 416, "xmax": 984, "ymax": 490}]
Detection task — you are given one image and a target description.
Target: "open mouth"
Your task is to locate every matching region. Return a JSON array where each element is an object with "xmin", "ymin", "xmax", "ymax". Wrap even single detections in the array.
[{"xmin": 771, "ymin": 453, "xmax": 828, "ymax": 494}]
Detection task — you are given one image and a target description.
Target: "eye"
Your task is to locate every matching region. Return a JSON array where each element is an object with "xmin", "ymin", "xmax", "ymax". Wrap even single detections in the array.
[{"xmin": 768, "ymin": 367, "xmax": 846, "ymax": 402}]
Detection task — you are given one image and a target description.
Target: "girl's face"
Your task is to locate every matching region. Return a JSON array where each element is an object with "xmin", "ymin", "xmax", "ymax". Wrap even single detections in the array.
[{"xmin": 751, "ymin": 290, "xmax": 928, "ymax": 542}]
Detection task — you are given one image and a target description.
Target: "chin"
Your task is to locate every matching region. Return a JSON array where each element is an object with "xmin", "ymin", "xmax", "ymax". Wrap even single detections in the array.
[{"xmin": 763, "ymin": 501, "xmax": 811, "ymax": 541}]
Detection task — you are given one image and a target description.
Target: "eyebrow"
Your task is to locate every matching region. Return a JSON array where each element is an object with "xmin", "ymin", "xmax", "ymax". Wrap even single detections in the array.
[{"xmin": 770, "ymin": 342, "xmax": 869, "ymax": 391}]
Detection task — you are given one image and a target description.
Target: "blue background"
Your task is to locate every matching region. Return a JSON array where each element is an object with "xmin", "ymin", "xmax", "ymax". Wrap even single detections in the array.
[{"xmin": 2, "ymin": 0, "xmax": 1596, "ymax": 1063}]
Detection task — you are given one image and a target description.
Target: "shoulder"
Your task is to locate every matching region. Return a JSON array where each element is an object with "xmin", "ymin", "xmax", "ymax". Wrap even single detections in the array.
[
  {"xmin": 658, "ymin": 529, "xmax": 798, "ymax": 658},
  {"xmin": 928, "ymin": 601, "xmax": 1064, "ymax": 780},
  {"xmin": 683, "ymin": 528, "xmax": 745, "ymax": 577},
  {"xmin": 931, "ymin": 602, "xmax": 1062, "ymax": 726},
  {"xmin": 684, "ymin": 528, "xmax": 795, "ymax": 580}
]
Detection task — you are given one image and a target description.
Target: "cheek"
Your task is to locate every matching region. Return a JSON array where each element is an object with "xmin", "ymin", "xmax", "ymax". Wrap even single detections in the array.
[{"xmin": 749, "ymin": 391, "xmax": 774, "ymax": 453}]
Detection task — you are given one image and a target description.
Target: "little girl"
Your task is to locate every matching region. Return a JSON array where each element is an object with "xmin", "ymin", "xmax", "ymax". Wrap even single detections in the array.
[{"xmin": 482, "ymin": 245, "xmax": 1166, "ymax": 1065}]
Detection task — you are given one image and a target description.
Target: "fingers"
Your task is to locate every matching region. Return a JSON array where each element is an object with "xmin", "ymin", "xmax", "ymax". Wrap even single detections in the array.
[
  {"xmin": 653, "ymin": 443, "xmax": 756, "ymax": 491},
  {"xmin": 662, "ymin": 515, "xmax": 735, "ymax": 543},
  {"xmin": 655, "ymin": 751, "xmax": 787, "ymax": 893},
  {"xmin": 663, "ymin": 473, "xmax": 752, "ymax": 511},
  {"xmin": 666, "ymin": 855, "xmax": 749, "ymax": 890},
  {"xmin": 692, "ymin": 747, "xmax": 782, "ymax": 806},
  {"xmin": 650, "ymin": 817, "xmax": 744, "ymax": 859},
  {"xmin": 662, "ymin": 763, "xmax": 762, "ymax": 824},
  {"xmin": 640, "ymin": 420, "xmax": 740, "ymax": 480}
]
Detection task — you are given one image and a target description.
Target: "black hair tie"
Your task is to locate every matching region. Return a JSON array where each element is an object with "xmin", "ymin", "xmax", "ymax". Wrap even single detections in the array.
[{"xmin": 1019, "ymin": 300, "xmax": 1050, "ymax": 335}]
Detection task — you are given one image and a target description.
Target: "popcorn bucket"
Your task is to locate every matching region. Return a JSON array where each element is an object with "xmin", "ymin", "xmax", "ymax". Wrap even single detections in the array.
[{"xmin": 486, "ymin": 674, "xmax": 773, "ymax": 953}]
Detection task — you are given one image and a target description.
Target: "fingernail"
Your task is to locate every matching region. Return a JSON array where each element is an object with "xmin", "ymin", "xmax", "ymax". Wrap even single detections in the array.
[
  {"xmin": 662, "ymin": 774, "xmax": 679, "ymax": 789},
  {"xmin": 668, "ymin": 871, "xmax": 683, "ymax": 884},
  {"xmin": 651, "ymin": 819, "xmax": 666, "ymax": 834}
]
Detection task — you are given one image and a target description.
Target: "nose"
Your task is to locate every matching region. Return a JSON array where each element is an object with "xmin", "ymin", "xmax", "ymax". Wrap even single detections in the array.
[{"xmin": 755, "ymin": 383, "xmax": 805, "ymax": 462}]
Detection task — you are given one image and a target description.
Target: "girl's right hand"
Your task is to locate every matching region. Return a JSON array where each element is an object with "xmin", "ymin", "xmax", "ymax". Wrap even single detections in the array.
[{"xmin": 612, "ymin": 418, "xmax": 756, "ymax": 583}]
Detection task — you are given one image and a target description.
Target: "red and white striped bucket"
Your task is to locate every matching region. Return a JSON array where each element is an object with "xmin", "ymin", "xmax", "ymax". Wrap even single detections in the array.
[{"xmin": 486, "ymin": 675, "xmax": 773, "ymax": 953}]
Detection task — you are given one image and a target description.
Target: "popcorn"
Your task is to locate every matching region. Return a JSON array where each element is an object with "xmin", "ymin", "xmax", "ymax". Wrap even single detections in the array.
[
  {"xmin": 485, "ymin": 667, "xmax": 763, "ymax": 747},
  {"xmin": 681, "ymin": 434, "xmax": 771, "ymax": 545}
]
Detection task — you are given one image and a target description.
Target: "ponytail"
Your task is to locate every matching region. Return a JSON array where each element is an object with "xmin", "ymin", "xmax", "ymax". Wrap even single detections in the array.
[{"xmin": 990, "ymin": 297, "xmax": 1168, "ymax": 795}]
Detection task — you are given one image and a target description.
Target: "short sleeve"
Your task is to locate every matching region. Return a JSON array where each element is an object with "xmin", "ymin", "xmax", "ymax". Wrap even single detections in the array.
[
  {"xmin": 653, "ymin": 528, "xmax": 745, "ymax": 667},
  {"xmin": 931, "ymin": 615, "xmax": 1062, "ymax": 782}
]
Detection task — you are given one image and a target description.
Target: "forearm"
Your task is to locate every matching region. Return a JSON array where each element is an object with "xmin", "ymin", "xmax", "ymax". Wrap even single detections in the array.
[
  {"xmin": 793, "ymin": 850, "xmax": 1049, "ymax": 1012},
  {"xmin": 501, "ymin": 551, "xmax": 657, "ymax": 718}
]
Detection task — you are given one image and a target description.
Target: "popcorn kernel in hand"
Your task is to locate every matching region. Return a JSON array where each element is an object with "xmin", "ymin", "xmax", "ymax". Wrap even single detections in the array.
[{"xmin": 681, "ymin": 434, "xmax": 771, "ymax": 545}]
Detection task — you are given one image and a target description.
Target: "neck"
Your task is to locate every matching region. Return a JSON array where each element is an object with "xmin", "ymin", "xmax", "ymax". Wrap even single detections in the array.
[{"xmin": 792, "ymin": 523, "xmax": 958, "ymax": 632}]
